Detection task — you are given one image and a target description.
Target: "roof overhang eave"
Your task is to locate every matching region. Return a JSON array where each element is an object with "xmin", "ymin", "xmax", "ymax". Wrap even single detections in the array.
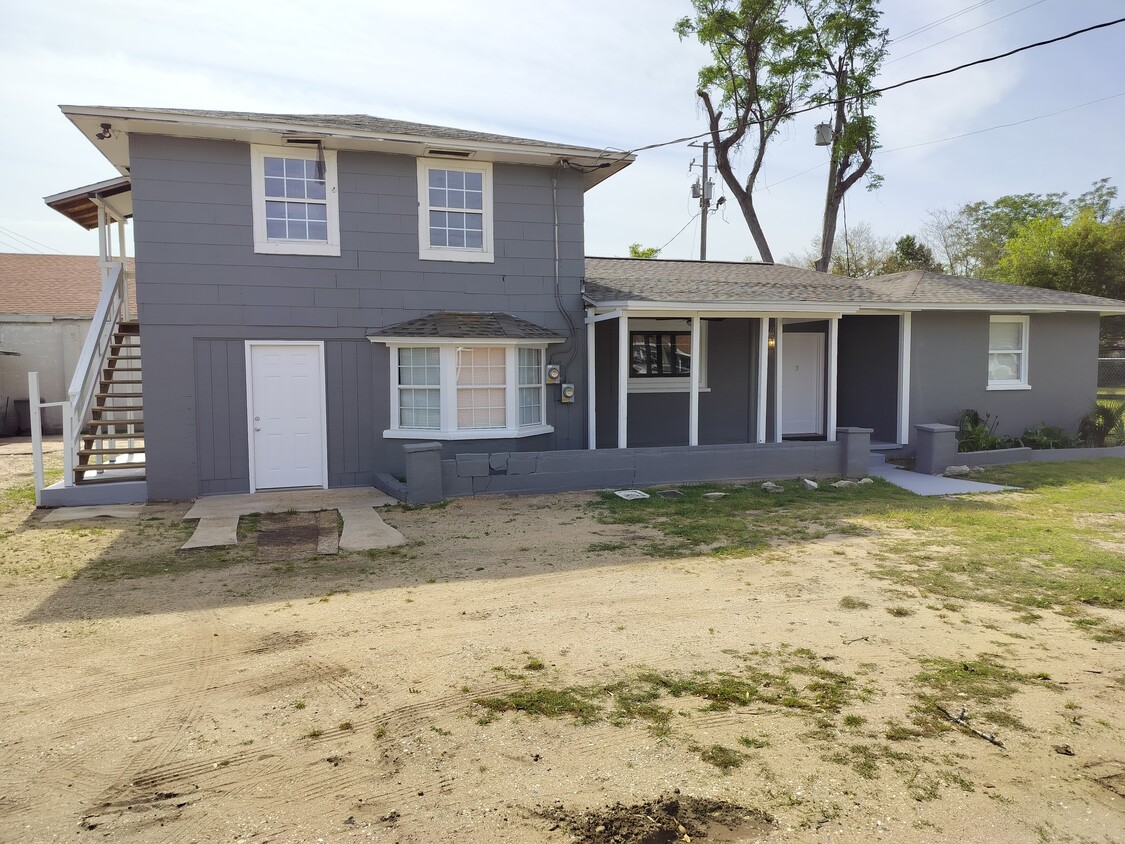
[{"xmin": 59, "ymin": 105, "xmax": 634, "ymax": 189}]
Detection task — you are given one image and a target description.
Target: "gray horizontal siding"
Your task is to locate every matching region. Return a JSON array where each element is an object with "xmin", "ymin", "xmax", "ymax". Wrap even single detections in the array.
[{"xmin": 130, "ymin": 133, "xmax": 587, "ymax": 499}]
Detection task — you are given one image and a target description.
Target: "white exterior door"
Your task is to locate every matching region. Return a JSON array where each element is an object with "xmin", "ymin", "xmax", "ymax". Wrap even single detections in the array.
[
  {"xmin": 248, "ymin": 343, "xmax": 327, "ymax": 491},
  {"xmin": 782, "ymin": 333, "xmax": 825, "ymax": 436}
]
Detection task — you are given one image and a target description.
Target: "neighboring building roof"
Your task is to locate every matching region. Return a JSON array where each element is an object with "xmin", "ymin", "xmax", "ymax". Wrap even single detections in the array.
[
  {"xmin": 367, "ymin": 312, "xmax": 565, "ymax": 342},
  {"xmin": 59, "ymin": 105, "xmax": 634, "ymax": 190},
  {"xmin": 583, "ymin": 258, "xmax": 1125, "ymax": 314},
  {"xmin": 0, "ymin": 254, "xmax": 134, "ymax": 317}
]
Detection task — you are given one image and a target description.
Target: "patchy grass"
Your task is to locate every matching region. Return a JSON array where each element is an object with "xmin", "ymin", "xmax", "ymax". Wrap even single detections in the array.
[
  {"xmin": 838, "ymin": 596, "xmax": 870, "ymax": 610},
  {"xmin": 699, "ymin": 744, "xmax": 743, "ymax": 771}
]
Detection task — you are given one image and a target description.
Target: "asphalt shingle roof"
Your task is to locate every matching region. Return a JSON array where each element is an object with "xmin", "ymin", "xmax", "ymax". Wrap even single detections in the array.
[
  {"xmin": 368, "ymin": 312, "xmax": 564, "ymax": 342},
  {"xmin": 583, "ymin": 258, "xmax": 1125, "ymax": 310},
  {"xmin": 97, "ymin": 107, "xmax": 612, "ymax": 157},
  {"xmin": 0, "ymin": 254, "xmax": 135, "ymax": 316}
]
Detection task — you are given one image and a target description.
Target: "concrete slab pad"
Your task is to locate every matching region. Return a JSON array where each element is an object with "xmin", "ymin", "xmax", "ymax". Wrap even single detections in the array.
[
  {"xmin": 183, "ymin": 487, "xmax": 395, "ymax": 520},
  {"xmin": 179, "ymin": 488, "xmax": 403, "ymax": 552},
  {"xmin": 339, "ymin": 506, "xmax": 405, "ymax": 551},
  {"xmin": 182, "ymin": 515, "xmax": 239, "ymax": 549},
  {"xmin": 869, "ymin": 464, "xmax": 1018, "ymax": 496},
  {"xmin": 42, "ymin": 504, "xmax": 145, "ymax": 522}
]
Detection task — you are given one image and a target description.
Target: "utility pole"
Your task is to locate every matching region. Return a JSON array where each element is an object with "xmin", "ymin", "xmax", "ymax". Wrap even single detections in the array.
[{"xmin": 688, "ymin": 141, "xmax": 712, "ymax": 260}]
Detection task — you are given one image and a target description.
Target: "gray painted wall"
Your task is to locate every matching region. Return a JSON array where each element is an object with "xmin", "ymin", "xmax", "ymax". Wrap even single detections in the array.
[
  {"xmin": 593, "ymin": 317, "xmax": 762, "ymax": 449},
  {"xmin": 908, "ymin": 311, "xmax": 1100, "ymax": 443},
  {"xmin": 130, "ymin": 133, "xmax": 587, "ymax": 500},
  {"xmin": 837, "ymin": 315, "xmax": 899, "ymax": 443}
]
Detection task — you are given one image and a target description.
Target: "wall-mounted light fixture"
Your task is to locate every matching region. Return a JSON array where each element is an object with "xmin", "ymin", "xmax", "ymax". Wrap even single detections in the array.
[
  {"xmin": 767, "ymin": 332, "xmax": 777, "ymax": 349},
  {"xmin": 95, "ymin": 123, "xmax": 113, "ymax": 141}
]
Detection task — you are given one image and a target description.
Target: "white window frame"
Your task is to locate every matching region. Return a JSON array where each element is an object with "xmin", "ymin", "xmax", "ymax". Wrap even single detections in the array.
[
  {"xmin": 417, "ymin": 158, "xmax": 495, "ymax": 263},
  {"xmin": 626, "ymin": 318, "xmax": 710, "ymax": 393},
  {"xmin": 987, "ymin": 315, "xmax": 1031, "ymax": 390},
  {"xmin": 250, "ymin": 144, "xmax": 340, "ymax": 256},
  {"xmin": 385, "ymin": 340, "xmax": 552, "ymax": 439}
]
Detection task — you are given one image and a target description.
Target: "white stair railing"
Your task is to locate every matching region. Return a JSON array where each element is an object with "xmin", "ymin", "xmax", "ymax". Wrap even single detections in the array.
[{"xmin": 63, "ymin": 262, "xmax": 128, "ymax": 486}]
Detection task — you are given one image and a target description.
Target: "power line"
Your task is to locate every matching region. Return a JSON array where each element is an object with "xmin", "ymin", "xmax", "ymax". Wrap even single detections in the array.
[
  {"xmin": 886, "ymin": 0, "xmax": 1050, "ymax": 64},
  {"xmin": 0, "ymin": 224, "xmax": 65, "ymax": 255},
  {"xmin": 657, "ymin": 212, "xmax": 702, "ymax": 252},
  {"xmin": 0, "ymin": 235, "xmax": 31, "ymax": 254},
  {"xmin": 892, "ymin": 0, "xmax": 997, "ymax": 44},
  {"xmin": 603, "ymin": 16, "xmax": 1125, "ymax": 161}
]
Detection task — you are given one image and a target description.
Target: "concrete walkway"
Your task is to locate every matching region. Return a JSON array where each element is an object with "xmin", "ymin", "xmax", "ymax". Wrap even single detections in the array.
[
  {"xmin": 182, "ymin": 487, "xmax": 404, "ymax": 552},
  {"xmin": 868, "ymin": 463, "xmax": 1018, "ymax": 496}
]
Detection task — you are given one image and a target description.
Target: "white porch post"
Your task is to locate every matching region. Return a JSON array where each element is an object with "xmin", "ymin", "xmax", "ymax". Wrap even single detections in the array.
[
  {"xmin": 28, "ymin": 372, "xmax": 44, "ymax": 506},
  {"xmin": 756, "ymin": 316, "xmax": 769, "ymax": 443},
  {"xmin": 898, "ymin": 312, "xmax": 912, "ymax": 445},
  {"xmin": 617, "ymin": 311, "xmax": 629, "ymax": 448},
  {"xmin": 827, "ymin": 316, "xmax": 839, "ymax": 442},
  {"xmin": 688, "ymin": 313, "xmax": 700, "ymax": 446},
  {"xmin": 773, "ymin": 318, "xmax": 784, "ymax": 443},
  {"xmin": 586, "ymin": 312, "xmax": 596, "ymax": 449},
  {"xmin": 118, "ymin": 218, "xmax": 130, "ymax": 320}
]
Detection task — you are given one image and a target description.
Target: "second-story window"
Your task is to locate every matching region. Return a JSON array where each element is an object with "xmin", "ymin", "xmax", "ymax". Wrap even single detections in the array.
[
  {"xmin": 250, "ymin": 144, "xmax": 340, "ymax": 256},
  {"xmin": 417, "ymin": 159, "xmax": 494, "ymax": 263}
]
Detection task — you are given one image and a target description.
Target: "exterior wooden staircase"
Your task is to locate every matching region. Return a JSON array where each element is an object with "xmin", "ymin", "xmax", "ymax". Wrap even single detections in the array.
[{"xmin": 75, "ymin": 320, "xmax": 145, "ymax": 484}]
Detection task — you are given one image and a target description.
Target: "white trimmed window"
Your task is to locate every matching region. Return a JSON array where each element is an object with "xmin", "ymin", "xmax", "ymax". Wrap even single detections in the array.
[
  {"xmin": 250, "ymin": 144, "xmax": 340, "ymax": 256},
  {"xmin": 417, "ymin": 159, "xmax": 494, "ymax": 263},
  {"xmin": 987, "ymin": 315, "xmax": 1030, "ymax": 389},
  {"xmin": 387, "ymin": 342, "xmax": 550, "ymax": 439},
  {"xmin": 627, "ymin": 319, "xmax": 709, "ymax": 393}
]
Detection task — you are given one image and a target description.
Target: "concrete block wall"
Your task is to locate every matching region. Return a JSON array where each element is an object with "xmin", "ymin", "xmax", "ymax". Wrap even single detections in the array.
[{"xmin": 429, "ymin": 437, "xmax": 868, "ymax": 498}]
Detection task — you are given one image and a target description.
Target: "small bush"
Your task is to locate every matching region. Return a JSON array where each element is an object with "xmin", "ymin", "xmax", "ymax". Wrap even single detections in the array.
[
  {"xmin": 957, "ymin": 409, "xmax": 1010, "ymax": 452},
  {"xmin": 1016, "ymin": 424, "xmax": 1076, "ymax": 450},
  {"xmin": 1078, "ymin": 403, "xmax": 1124, "ymax": 448}
]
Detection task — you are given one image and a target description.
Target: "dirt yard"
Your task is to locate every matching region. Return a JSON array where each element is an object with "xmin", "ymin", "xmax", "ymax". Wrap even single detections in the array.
[{"xmin": 0, "ymin": 441, "xmax": 1122, "ymax": 843}]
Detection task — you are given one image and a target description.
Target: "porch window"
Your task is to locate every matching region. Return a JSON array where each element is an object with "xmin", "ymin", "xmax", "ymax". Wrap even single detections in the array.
[
  {"xmin": 630, "ymin": 332, "xmax": 691, "ymax": 377},
  {"xmin": 387, "ymin": 343, "xmax": 551, "ymax": 439},
  {"xmin": 987, "ymin": 315, "xmax": 1030, "ymax": 389},
  {"xmin": 250, "ymin": 144, "xmax": 340, "ymax": 256}
]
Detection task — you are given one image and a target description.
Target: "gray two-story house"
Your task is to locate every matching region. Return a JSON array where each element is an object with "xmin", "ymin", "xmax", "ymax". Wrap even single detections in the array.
[{"xmin": 39, "ymin": 106, "xmax": 1125, "ymax": 506}]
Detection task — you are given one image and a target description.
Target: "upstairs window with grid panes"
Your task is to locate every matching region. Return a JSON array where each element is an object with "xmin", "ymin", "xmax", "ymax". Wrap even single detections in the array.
[
  {"xmin": 417, "ymin": 159, "xmax": 494, "ymax": 262},
  {"xmin": 250, "ymin": 145, "xmax": 340, "ymax": 256}
]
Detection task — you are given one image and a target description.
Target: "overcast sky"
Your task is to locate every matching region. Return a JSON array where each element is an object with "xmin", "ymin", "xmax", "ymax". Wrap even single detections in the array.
[{"xmin": 1, "ymin": 0, "xmax": 1122, "ymax": 264}]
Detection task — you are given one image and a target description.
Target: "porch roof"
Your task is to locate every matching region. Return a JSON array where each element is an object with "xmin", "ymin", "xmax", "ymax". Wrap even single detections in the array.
[
  {"xmin": 367, "ymin": 311, "xmax": 565, "ymax": 343},
  {"xmin": 44, "ymin": 176, "xmax": 133, "ymax": 230},
  {"xmin": 583, "ymin": 258, "xmax": 1125, "ymax": 314}
]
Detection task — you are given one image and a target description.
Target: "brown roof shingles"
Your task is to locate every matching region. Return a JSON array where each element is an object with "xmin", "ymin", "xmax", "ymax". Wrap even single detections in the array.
[
  {"xmin": 0, "ymin": 254, "xmax": 134, "ymax": 317},
  {"xmin": 583, "ymin": 258, "xmax": 1125, "ymax": 310},
  {"xmin": 368, "ymin": 312, "xmax": 564, "ymax": 341}
]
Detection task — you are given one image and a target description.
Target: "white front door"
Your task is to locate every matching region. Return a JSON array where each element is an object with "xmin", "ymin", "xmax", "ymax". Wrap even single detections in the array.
[
  {"xmin": 782, "ymin": 333, "xmax": 825, "ymax": 436},
  {"xmin": 248, "ymin": 343, "xmax": 327, "ymax": 491}
]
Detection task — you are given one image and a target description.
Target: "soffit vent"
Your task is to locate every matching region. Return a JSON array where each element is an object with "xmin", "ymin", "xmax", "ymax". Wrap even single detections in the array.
[
  {"xmin": 284, "ymin": 137, "xmax": 325, "ymax": 145},
  {"xmin": 424, "ymin": 147, "xmax": 475, "ymax": 159}
]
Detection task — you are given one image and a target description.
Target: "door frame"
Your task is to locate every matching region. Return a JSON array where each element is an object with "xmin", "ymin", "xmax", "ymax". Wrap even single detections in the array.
[
  {"xmin": 781, "ymin": 332, "xmax": 825, "ymax": 437},
  {"xmin": 245, "ymin": 340, "xmax": 329, "ymax": 493}
]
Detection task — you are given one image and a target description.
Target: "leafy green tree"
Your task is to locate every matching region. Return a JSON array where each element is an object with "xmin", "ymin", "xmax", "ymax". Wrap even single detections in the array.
[
  {"xmin": 801, "ymin": 0, "xmax": 889, "ymax": 272},
  {"xmin": 879, "ymin": 235, "xmax": 943, "ymax": 274},
  {"xmin": 993, "ymin": 209, "xmax": 1125, "ymax": 301},
  {"xmin": 675, "ymin": 0, "xmax": 886, "ymax": 266},
  {"xmin": 628, "ymin": 243, "xmax": 662, "ymax": 258}
]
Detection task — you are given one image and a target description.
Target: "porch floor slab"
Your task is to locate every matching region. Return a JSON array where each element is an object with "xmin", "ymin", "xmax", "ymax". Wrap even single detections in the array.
[
  {"xmin": 869, "ymin": 464, "xmax": 1018, "ymax": 496},
  {"xmin": 42, "ymin": 504, "xmax": 145, "ymax": 523},
  {"xmin": 182, "ymin": 488, "xmax": 403, "ymax": 552}
]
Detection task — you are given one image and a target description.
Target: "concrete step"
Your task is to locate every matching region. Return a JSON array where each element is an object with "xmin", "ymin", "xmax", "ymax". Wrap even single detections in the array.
[{"xmin": 868, "ymin": 452, "xmax": 887, "ymax": 466}]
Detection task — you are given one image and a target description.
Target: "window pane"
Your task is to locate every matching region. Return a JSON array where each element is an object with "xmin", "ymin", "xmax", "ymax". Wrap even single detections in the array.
[
  {"xmin": 306, "ymin": 180, "xmax": 326, "ymax": 200},
  {"xmin": 629, "ymin": 331, "xmax": 691, "ymax": 377},
  {"xmin": 307, "ymin": 204, "xmax": 327, "ymax": 222},
  {"xmin": 264, "ymin": 157, "xmax": 285, "ymax": 177},
  {"xmin": 519, "ymin": 386, "xmax": 542, "ymax": 425},
  {"xmin": 518, "ymin": 348, "xmax": 541, "ymax": 385},
  {"xmin": 465, "ymin": 172, "xmax": 482, "ymax": 191},
  {"xmin": 287, "ymin": 220, "xmax": 307, "ymax": 239},
  {"xmin": 457, "ymin": 387, "xmax": 505, "ymax": 429},
  {"xmin": 448, "ymin": 230, "xmax": 465, "ymax": 247},
  {"xmin": 265, "ymin": 177, "xmax": 285, "ymax": 197},
  {"xmin": 284, "ymin": 158, "xmax": 305, "ymax": 178},
  {"xmin": 447, "ymin": 189, "xmax": 465, "ymax": 209},
  {"xmin": 285, "ymin": 178, "xmax": 306, "ymax": 199},
  {"xmin": 429, "ymin": 170, "xmax": 446, "ymax": 188},
  {"xmin": 399, "ymin": 348, "xmax": 440, "ymax": 385},
  {"xmin": 305, "ymin": 159, "xmax": 325, "ymax": 180},
  {"xmin": 266, "ymin": 219, "xmax": 287, "ymax": 238},
  {"xmin": 429, "ymin": 187, "xmax": 445, "ymax": 207},
  {"xmin": 448, "ymin": 171, "xmax": 464, "ymax": 189},
  {"xmin": 400, "ymin": 388, "xmax": 440, "ymax": 429},
  {"xmin": 989, "ymin": 352, "xmax": 1021, "ymax": 382},
  {"xmin": 465, "ymin": 230, "xmax": 483, "ymax": 248},
  {"xmin": 430, "ymin": 210, "xmax": 446, "ymax": 228},
  {"xmin": 307, "ymin": 221, "xmax": 328, "ymax": 240},
  {"xmin": 989, "ymin": 322, "xmax": 1021, "ymax": 351},
  {"xmin": 465, "ymin": 189, "xmax": 483, "ymax": 210}
]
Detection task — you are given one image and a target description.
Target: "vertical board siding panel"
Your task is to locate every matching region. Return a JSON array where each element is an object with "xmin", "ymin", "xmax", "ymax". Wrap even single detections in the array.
[
  {"xmin": 210, "ymin": 341, "xmax": 232, "ymax": 480},
  {"xmin": 357, "ymin": 342, "xmax": 377, "ymax": 478},
  {"xmin": 345, "ymin": 342, "xmax": 361, "ymax": 473},
  {"xmin": 226, "ymin": 341, "xmax": 249, "ymax": 484},
  {"xmin": 194, "ymin": 341, "xmax": 215, "ymax": 483},
  {"xmin": 326, "ymin": 342, "xmax": 347, "ymax": 482}
]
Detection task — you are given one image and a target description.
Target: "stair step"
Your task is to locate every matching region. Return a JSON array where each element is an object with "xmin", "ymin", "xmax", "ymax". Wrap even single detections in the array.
[
  {"xmin": 96, "ymin": 391, "xmax": 144, "ymax": 399},
  {"xmin": 74, "ymin": 469, "xmax": 147, "ymax": 485},
  {"xmin": 91, "ymin": 405, "xmax": 143, "ymax": 415},
  {"xmin": 74, "ymin": 460, "xmax": 145, "ymax": 472},
  {"xmin": 85, "ymin": 421, "xmax": 144, "ymax": 432},
  {"xmin": 116, "ymin": 320, "xmax": 140, "ymax": 334},
  {"xmin": 79, "ymin": 446, "xmax": 146, "ymax": 457}
]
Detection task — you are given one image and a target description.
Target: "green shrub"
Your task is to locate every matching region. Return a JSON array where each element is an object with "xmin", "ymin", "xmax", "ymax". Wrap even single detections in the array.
[
  {"xmin": 1078, "ymin": 403, "xmax": 1124, "ymax": 448},
  {"xmin": 1016, "ymin": 424, "xmax": 1076, "ymax": 450},
  {"xmin": 957, "ymin": 409, "xmax": 1010, "ymax": 452}
]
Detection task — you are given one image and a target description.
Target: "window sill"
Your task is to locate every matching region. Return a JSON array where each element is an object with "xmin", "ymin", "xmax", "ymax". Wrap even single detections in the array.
[
  {"xmin": 986, "ymin": 383, "xmax": 1032, "ymax": 391},
  {"xmin": 628, "ymin": 379, "xmax": 711, "ymax": 394},
  {"xmin": 255, "ymin": 240, "xmax": 341, "ymax": 257},
  {"xmin": 419, "ymin": 248, "xmax": 495, "ymax": 263},
  {"xmin": 384, "ymin": 424, "xmax": 553, "ymax": 441}
]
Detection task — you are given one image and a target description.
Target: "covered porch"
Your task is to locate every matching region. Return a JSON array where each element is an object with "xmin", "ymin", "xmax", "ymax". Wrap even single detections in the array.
[{"xmin": 582, "ymin": 260, "xmax": 913, "ymax": 453}]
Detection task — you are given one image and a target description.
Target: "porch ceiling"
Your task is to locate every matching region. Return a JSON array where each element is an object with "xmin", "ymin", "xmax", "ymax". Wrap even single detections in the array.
[{"xmin": 44, "ymin": 177, "xmax": 133, "ymax": 230}]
